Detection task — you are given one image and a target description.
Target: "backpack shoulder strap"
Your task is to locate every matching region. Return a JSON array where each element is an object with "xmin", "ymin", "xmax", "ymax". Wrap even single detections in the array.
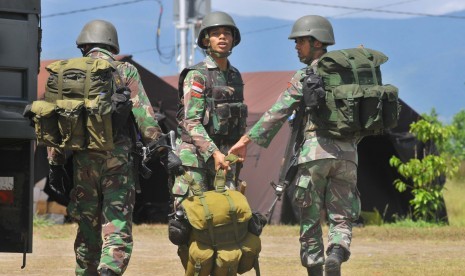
[{"xmin": 108, "ymin": 60, "xmax": 125, "ymax": 90}]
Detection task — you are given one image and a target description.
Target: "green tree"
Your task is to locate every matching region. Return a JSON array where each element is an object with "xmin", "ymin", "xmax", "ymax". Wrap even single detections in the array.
[
  {"xmin": 444, "ymin": 109, "xmax": 465, "ymax": 161},
  {"xmin": 389, "ymin": 110, "xmax": 459, "ymax": 222}
]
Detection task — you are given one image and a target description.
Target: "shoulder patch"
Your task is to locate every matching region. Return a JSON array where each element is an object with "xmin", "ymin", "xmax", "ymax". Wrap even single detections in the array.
[{"xmin": 192, "ymin": 81, "xmax": 205, "ymax": 93}]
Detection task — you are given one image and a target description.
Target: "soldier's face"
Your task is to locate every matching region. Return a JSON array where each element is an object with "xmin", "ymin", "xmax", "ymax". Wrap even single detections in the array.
[
  {"xmin": 294, "ymin": 37, "xmax": 311, "ymax": 63},
  {"xmin": 204, "ymin": 27, "xmax": 233, "ymax": 54}
]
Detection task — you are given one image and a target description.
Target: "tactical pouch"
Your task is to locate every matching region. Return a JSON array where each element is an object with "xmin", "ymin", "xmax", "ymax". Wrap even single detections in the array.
[
  {"xmin": 359, "ymin": 84, "xmax": 400, "ymax": 135},
  {"xmin": 382, "ymin": 84, "xmax": 400, "ymax": 129},
  {"xmin": 211, "ymin": 103, "xmax": 230, "ymax": 135},
  {"xmin": 333, "ymin": 84, "xmax": 364, "ymax": 134},
  {"xmin": 237, "ymin": 232, "xmax": 262, "ymax": 274},
  {"xmin": 185, "ymin": 240, "xmax": 214, "ymax": 276},
  {"xmin": 30, "ymin": 100, "xmax": 61, "ymax": 147},
  {"xmin": 231, "ymin": 102, "xmax": 248, "ymax": 137},
  {"xmin": 302, "ymin": 70, "xmax": 325, "ymax": 110},
  {"xmin": 168, "ymin": 218, "xmax": 192, "ymax": 246},
  {"xmin": 111, "ymin": 91, "xmax": 133, "ymax": 133},
  {"xmin": 85, "ymin": 95, "xmax": 114, "ymax": 151},
  {"xmin": 359, "ymin": 85, "xmax": 384, "ymax": 132},
  {"xmin": 56, "ymin": 99, "xmax": 86, "ymax": 150},
  {"xmin": 211, "ymin": 102, "xmax": 248, "ymax": 138},
  {"xmin": 212, "ymin": 245, "xmax": 242, "ymax": 275},
  {"xmin": 248, "ymin": 212, "xmax": 267, "ymax": 236}
]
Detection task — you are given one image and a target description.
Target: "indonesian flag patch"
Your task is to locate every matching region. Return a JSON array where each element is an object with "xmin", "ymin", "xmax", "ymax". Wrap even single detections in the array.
[{"xmin": 192, "ymin": 81, "xmax": 205, "ymax": 93}]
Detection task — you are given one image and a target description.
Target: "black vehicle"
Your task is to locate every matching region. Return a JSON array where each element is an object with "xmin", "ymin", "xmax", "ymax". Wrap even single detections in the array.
[{"xmin": 0, "ymin": 0, "xmax": 41, "ymax": 268}]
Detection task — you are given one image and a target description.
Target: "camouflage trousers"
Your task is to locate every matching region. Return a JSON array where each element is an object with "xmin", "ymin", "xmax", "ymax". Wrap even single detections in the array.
[
  {"xmin": 293, "ymin": 159, "xmax": 360, "ymax": 268},
  {"xmin": 67, "ymin": 143, "xmax": 136, "ymax": 276}
]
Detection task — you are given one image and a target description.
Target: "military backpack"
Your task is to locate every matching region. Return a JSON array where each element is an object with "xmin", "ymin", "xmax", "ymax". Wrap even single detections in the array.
[
  {"xmin": 29, "ymin": 57, "xmax": 130, "ymax": 151},
  {"xmin": 171, "ymin": 155, "xmax": 263, "ymax": 276},
  {"xmin": 304, "ymin": 48, "xmax": 400, "ymax": 138}
]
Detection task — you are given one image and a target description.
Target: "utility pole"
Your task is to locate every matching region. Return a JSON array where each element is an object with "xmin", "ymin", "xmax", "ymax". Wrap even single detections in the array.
[
  {"xmin": 178, "ymin": 0, "xmax": 188, "ymax": 71},
  {"xmin": 174, "ymin": 0, "xmax": 211, "ymax": 72}
]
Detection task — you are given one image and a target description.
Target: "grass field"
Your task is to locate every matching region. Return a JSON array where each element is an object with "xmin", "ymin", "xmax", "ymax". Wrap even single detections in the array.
[
  {"xmin": 0, "ymin": 179, "xmax": 464, "ymax": 276},
  {"xmin": 443, "ymin": 179, "xmax": 465, "ymax": 226}
]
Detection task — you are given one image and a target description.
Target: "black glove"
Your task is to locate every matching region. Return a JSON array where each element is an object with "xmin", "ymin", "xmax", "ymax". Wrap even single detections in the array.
[
  {"xmin": 46, "ymin": 165, "xmax": 71, "ymax": 205},
  {"xmin": 160, "ymin": 151, "xmax": 183, "ymax": 176}
]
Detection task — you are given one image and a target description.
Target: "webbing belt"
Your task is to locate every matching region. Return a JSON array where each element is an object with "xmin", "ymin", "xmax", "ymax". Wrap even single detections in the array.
[{"xmin": 192, "ymin": 222, "xmax": 248, "ymax": 246}]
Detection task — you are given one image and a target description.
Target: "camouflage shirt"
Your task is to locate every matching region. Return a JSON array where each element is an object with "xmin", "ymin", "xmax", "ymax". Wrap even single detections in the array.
[
  {"xmin": 247, "ymin": 60, "xmax": 358, "ymax": 165},
  {"xmin": 48, "ymin": 48, "xmax": 162, "ymax": 165},
  {"xmin": 176, "ymin": 55, "xmax": 244, "ymax": 168}
]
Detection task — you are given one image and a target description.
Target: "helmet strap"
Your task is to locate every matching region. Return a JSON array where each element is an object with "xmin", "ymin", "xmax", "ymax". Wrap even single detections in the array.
[
  {"xmin": 78, "ymin": 45, "xmax": 91, "ymax": 56},
  {"xmin": 301, "ymin": 37, "xmax": 326, "ymax": 65},
  {"xmin": 206, "ymin": 48, "xmax": 232, "ymax": 58}
]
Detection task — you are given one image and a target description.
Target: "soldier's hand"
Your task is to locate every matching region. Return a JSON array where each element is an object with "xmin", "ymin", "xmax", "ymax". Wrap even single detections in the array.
[
  {"xmin": 228, "ymin": 135, "xmax": 251, "ymax": 162},
  {"xmin": 212, "ymin": 150, "xmax": 230, "ymax": 171}
]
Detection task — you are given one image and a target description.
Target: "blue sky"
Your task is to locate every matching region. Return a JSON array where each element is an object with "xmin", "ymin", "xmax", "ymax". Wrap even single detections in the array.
[{"xmin": 41, "ymin": 0, "xmax": 465, "ymax": 121}]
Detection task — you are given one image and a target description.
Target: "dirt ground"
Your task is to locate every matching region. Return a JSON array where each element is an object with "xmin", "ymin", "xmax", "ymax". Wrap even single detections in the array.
[{"xmin": 1, "ymin": 223, "xmax": 464, "ymax": 276}]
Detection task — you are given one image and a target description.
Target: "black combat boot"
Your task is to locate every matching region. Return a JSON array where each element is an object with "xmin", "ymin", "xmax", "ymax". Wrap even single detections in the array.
[
  {"xmin": 307, "ymin": 265, "xmax": 323, "ymax": 276},
  {"xmin": 100, "ymin": 268, "xmax": 118, "ymax": 276},
  {"xmin": 324, "ymin": 245, "xmax": 346, "ymax": 276}
]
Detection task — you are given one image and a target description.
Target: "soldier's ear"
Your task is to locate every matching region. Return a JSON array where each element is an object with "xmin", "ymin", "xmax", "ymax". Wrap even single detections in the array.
[
  {"xmin": 313, "ymin": 40, "xmax": 323, "ymax": 48},
  {"xmin": 202, "ymin": 37, "xmax": 210, "ymax": 48}
]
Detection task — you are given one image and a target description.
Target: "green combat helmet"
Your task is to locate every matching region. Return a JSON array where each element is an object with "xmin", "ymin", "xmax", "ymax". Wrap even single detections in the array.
[
  {"xmin": 76, "ymin": 19, "xmax": 120, "ymax": 54},
  {"xmin": 197, "ymin": 11, "xmax": 240, "ymax": 57},
  {"xmin": 288, "ymin": 15, "xmax": 335, "ymax": 45}
]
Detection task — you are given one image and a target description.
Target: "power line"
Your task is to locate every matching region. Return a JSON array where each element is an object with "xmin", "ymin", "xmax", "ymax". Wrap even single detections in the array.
[
  {"xmin": 242, "ymin": 23, "xmax": 291, "ymax": 35},
  {"xmin": 243, "ymin": 0, "xmax": 423, "ymax": 35},
  {"xmin": 331, "ymin": 0, "xmax": 423, "ymax": 18},
  {"xmin": 154, "ymin": 0, "xmax": 175, "ymax": 64},
  {"xmin": 44, "ymin": 0, "xmax": 465, "ymax": 20},
  {"xmin": 259, "ymin": 0, "xmax": 465, "ymax": 19},
  {"xmin": 43, "ymin": 0, "xmax": 175, "ymax": 63},
  {"xmin": 42, "ymin": 0, "xmax": 150, "ymax": 18},
  {"xmin": 44, "ymin": 1, "xmax": 465, "ymax": 59}
]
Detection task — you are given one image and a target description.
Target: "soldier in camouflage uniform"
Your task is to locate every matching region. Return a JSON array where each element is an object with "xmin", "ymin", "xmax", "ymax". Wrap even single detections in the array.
[
  {"xmin": 47, "ymin": 20, "xmax": 162, "ymax": 276},
  {"xmin": 229, "ymin": 15, "xmax": 360, "ymax": 276},
  {"xmin": 172, "ymin": 11, "xmax": 247, "ymax": 206}
]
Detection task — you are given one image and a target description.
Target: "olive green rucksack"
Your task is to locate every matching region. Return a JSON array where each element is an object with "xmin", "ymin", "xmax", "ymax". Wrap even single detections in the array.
[
  {"xmin": 174, "ymin": 155, "xmax": 262, "ymax": 276},
  {"xmin": 309, "ymin": 48, "xmax": 400, "ymax": 138},
  {"xmin": 30, "ymin": 57, "xmax": 117, "ymax": 150}
]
